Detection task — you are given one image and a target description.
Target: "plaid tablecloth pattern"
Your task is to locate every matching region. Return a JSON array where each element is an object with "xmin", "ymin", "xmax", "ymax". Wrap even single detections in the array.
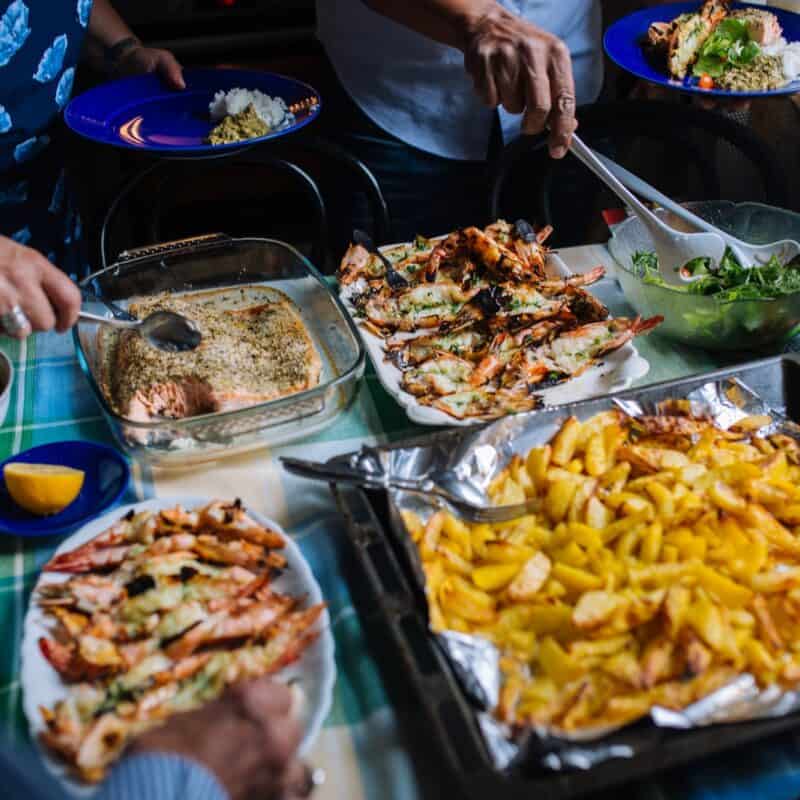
[{"xmin": 3, "ymin": 247, "xmax": 800, "ymax": 800}]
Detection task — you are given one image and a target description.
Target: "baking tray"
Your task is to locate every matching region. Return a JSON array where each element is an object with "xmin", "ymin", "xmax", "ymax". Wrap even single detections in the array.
[
  {"xmin": 330, "ymin": 355, "xmax": 800, "ymax": 798},
  {"xmin": 75, "ymin": 233, "xmax": 365, "ymax": 468}
]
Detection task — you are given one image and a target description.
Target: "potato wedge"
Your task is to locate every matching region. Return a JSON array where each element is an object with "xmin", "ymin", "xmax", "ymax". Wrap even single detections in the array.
[
  {"xmin": 406, "ymin": 404, "xmax": 800, "ymax": 732},
  {"xmin": 507, "ymin": 552, "xmax": 551, "ymax": 601}
]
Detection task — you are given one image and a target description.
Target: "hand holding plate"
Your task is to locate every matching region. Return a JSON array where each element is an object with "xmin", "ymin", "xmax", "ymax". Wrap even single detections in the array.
[{"xmin": 114, "ymin": 44, "xmax": 186, "ymax": 91}]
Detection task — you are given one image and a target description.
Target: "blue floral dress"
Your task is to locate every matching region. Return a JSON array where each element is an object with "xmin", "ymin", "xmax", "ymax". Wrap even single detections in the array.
[{"xmin": 0, "ymin": 0, "xmax": 92, "ymax": 278}]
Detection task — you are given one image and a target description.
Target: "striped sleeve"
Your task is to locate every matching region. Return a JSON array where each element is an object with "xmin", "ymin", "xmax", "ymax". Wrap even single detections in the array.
[{"xmin": 96, "ymin": 752, "xmax": 229, "ymax": 800}]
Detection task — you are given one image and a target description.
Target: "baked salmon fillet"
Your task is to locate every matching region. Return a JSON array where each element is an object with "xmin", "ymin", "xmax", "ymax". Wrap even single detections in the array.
[{"xmin": 101, "ymin": 288, "xmax": 322, "ymax": 422}]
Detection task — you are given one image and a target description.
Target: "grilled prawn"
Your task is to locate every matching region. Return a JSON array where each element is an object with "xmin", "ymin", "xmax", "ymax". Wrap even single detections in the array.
[
  {"xmin": 38, "ymin": 575, "xmax": 126, "ymax": 614},
  {"xmin": 426, "ymin": 226, "xmax": 545, "ymax": 284},
  {"xmin": 338, "ymin": 243, "xmax": 383, "ymax": 285},
  {"xmin": 501, "ymin": 316, "xmax": 663, "ymax": 390},
  {"xmin": 44, "ymin": 511, "xmax": 159, "ymax": 573},
  {"xmin": 39, "ymin": 604, "xmax": 324, "ymax": 783},
  {"xmin": 426, "ymin": 387, "xmax": 541, "ymax": 420},
  {"xmin": 470, "ymin": 317, "xmax": 574, "ymax": 387},
  {"xmin": 668, "ymin": 0, "xmax": 730, "ymax": 79},
  {"xmin": 385, "ymin": 325, "xmax": 491, "ymax": 368},
  {"xmin": 338, "ymin": 238, "xmax": 434, "ymax": 287},
  {"xmin": 364, "ymin": 281, "xmax": 480, "ymax": 331},
  {"xmin": 449, "ymin": 269, "xmax": 607, "ymax": 331},
  {"xmin": 44, "ymin": 501, "xmax": 284, "ymax": 574},
  {"xmin": 400, "ymin": 353, "xmax": 476, "ymax": 397},
  {"xmin": 484, "ymin": 219, "xmax": 552, "ymax": 279}
]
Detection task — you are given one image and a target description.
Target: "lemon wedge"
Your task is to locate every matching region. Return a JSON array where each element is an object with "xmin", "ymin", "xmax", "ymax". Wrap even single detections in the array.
[{"xmin": 4, "ymin": 463, "xmax": 85, "ymax": 516}]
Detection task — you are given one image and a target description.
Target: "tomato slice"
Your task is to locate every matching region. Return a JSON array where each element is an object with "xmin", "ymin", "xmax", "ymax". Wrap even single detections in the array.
[{"xmin": 698, "ymin": 73, "xmax": 714, "ymax": 90}]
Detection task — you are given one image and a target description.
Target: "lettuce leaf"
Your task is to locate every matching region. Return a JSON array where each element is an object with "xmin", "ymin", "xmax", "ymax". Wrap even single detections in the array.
[
  {"xmin": 692, "ymin": 18, "xmax": 760, "ymax": 77},
  {"xmin": 631, "ymin": 248, "xmax": 800, "ymax": 301}
]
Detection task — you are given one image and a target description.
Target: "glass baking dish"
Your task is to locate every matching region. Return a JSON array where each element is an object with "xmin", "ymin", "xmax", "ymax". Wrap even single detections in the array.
[{"xmin": 75, "ymin": 234, "xmax": 365, "ymax": 468}]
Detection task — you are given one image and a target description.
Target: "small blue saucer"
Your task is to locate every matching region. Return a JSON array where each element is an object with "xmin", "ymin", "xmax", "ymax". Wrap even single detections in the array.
[{"xmin": 0, "ymin": 441, "xmax": 130, "ymax": 537}]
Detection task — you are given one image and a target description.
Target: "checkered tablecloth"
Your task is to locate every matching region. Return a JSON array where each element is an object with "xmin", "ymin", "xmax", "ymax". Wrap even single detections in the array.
[{"xmin": 3, "ymin": 246, "xmax": 800, "ymax": 800}]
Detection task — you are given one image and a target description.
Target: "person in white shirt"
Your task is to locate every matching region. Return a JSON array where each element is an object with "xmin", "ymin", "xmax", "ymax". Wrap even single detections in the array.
[
  {"xmin": 319, "ymin": 0, "xmax": 601, "ymax": 161},
  {"xmin": 315, "ymin": 0, "xmax": 602, "ymax": 243}
]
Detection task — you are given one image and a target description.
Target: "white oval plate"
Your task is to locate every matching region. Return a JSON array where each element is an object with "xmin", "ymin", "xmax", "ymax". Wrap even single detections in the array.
[
  {"xmin": 21, "ymin": 496, "xmax": 335, "ymax": 796},
  {"xmin": 340, "ymin": 249, "xmax": 651, "ymax": 427}
]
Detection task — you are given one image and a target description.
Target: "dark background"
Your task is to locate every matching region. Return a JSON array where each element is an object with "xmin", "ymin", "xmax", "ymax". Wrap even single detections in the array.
[{"xmin": 68, "ymin": 1, "xmax": 800, "ymax": 270}]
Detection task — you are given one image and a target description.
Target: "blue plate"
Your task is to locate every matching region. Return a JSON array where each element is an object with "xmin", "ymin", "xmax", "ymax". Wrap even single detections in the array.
[
  {"xmin": 65, "ymin": 68, "xmax": 321, "ymax": 157},
  {"xmin": 604, "ymin": 1, "xmax": 800, "ymax": 98},
  {"xmin": 0, "ymin": 441, "xmax": 130, "ymax": 537}
]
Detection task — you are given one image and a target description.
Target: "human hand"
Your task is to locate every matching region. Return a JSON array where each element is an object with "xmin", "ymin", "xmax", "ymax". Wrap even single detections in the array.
[
  {"xmin": 129, "ymin": 678, "xmax": 311, "ymax": 800},
  {"xmin": 462, "ymin": 4, "xmax": 576, "ymax": 158},
  {"xmin": 114, "ymin": 43, "xmax": 185, "ymax": 90},
  {"xmin": 0, "ymin": 236, "xmax": 81, "ymax": 339}
]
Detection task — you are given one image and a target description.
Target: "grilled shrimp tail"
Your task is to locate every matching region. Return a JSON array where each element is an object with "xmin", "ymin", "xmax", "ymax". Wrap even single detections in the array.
[
  {"xmin": 44, "ymin": 545, "xmax": 132, "ymax": 574},
  {"xmin": 632, "ymin": 315, "xmax": 665, "ymax": 335}
]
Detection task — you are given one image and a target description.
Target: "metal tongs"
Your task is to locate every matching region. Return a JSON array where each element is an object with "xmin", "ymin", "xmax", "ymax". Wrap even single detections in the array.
[{"xmin": 281, "ymin": 448, "xmax": 540, "ymax": 523}]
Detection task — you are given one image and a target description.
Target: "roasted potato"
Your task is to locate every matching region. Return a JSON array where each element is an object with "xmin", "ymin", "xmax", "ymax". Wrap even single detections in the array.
[{"xmin": 400, "ymin": 406, "xmax": 800, "ymax": 733}]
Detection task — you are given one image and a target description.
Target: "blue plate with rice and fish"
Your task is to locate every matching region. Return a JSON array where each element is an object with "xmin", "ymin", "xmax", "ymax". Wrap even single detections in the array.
[
  {"xmin": 64, "ymin": 68, "xmax": 321, "ymax": 157},
  {"xmin": 605, "ymin": 1, "xmax": 800, "ymax": 98}
]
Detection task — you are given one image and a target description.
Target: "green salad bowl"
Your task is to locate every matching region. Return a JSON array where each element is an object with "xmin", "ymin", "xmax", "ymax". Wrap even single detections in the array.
[{"xmin": 607, "ymin": 201, "xmax": 800, "ymax": 352}]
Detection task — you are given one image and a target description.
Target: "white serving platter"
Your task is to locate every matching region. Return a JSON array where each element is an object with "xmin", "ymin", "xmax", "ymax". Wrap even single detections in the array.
[
  {"xmin": 21, "ymin": 496, "xmax": 335, "ymax": 795},
  {"xmin": 340, "ymin": 246, "xmax": 650, "ymax": 427}
]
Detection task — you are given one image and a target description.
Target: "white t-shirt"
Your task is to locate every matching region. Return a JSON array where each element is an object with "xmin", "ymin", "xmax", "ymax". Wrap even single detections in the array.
[{"xmin": 317, "ymin": 0, "xmax": 603, "ymax": 161}]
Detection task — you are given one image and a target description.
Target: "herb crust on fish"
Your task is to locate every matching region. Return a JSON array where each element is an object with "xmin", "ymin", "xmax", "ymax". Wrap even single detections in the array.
[{"xmin": 100, "ymin": 288, "xmax": 322, "ymax": 422}]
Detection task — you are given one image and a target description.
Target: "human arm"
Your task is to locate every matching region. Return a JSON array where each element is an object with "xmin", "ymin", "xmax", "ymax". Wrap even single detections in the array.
[
  {"xmin": 361, "ymin": 1, "xmax": 577, "ymax": 157},
  {"xmin": 86, "ymin": 0, "xmax": 185, "ymax": 89},
  {"xmin": 0, "ymin": 237, "xmax": 81, "ymax": 338},
  {"xmin": 0, "ymin": 738, "xmax": 228, "ymax": 800}
]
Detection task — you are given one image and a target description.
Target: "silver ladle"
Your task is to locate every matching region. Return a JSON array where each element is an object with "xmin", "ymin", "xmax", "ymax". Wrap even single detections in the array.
[{"xmin": 79, "ymin": 309, "xmax": 202, "ymax": 352}]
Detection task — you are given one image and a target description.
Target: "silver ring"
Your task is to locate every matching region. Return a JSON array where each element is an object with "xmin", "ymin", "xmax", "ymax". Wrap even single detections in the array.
[
  {"xmin": 556, "ymin": 93, "xmax": 576, "ymax": 114},
  {"xmin": 0, "ymin": 305, "xmax": 30, "ymax": 336},
  {"xmin": 297, "ymin": 764, "xmax": 325, "ymax": 797}
]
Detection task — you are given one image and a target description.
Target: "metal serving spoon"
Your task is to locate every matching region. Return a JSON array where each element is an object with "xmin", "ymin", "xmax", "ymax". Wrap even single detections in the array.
[
  {"xmin": 595, "ymin": 151, "xmax": 800, "ymax": 275},
  {"xmin": 569, "ymin": 133, "xmax": 727, "ymax": 287},
  {"xmin": 79, "ymin": 309, "xmax": 202, "ymax": 352}
]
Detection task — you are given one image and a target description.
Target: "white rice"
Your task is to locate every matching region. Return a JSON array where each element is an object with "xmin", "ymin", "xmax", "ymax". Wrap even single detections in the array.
[
  {"xmin": 762, "ymin": 36, "xmax": 788, "ymax": 56},
  {"xmin": 208, "ymin": 88, "xmax": 295, "ymax": 130},
  {"xmin": 781, "ymin": 42, "xmax": 800, "ymax": 81},
  {"xmin": 754, "ymin": 37, "xmax": 800, "ymax": 82}
]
